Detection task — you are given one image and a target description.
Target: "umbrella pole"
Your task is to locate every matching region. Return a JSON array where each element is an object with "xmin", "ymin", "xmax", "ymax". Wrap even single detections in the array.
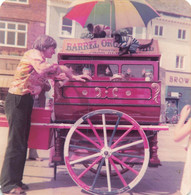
[{"xmin": 110, "ymin": 0, "xmax": 112, "ymax": 37}]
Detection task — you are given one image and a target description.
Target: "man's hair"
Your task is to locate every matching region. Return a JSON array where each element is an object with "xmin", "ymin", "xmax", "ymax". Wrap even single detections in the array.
[{"xmin": 33, "ymin": 35, "xmax": 57, "ymax": 51}]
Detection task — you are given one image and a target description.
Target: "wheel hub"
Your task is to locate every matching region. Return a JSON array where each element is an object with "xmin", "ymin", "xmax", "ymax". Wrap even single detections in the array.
[{"xmin": 101, "ymin": 147, "xmax": 112, "ymax": 158}]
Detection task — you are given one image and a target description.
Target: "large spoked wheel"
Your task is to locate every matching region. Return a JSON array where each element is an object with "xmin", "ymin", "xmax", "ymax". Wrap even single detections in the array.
[{"xmin": 64, "ymin": 109, "xmax": 150, "ymax": 194}]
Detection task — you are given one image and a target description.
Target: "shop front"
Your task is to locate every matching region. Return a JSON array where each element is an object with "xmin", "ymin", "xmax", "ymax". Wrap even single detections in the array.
[
  {"xmin": 0, "ymin": 57, "xmax": 19, "ymax": 102},
  {"xmin": 0, "ymin": 74, "xmax": 14, "ymax": 113},
  {"xmin": 165, "ymin": 71, "xmax": 191, "ymax": 122}
]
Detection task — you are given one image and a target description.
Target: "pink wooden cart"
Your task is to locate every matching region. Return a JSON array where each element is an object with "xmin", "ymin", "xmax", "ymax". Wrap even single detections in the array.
[{"xmin": 0, "ymin": 38, "xmax": 168, "ymax": 195}]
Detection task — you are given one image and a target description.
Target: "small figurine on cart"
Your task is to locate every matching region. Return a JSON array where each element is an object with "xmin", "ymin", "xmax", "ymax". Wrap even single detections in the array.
[
  {"xmin": 142, "ymin": 68, "xmax": 153, "ymax": 81},
  {"xmin": 82, "ymin": 66, "xmax": 92, "ymax": 76},
  {"xmin": 86, "ymin": 23, "xmax": 110, "ymax": 39},
  {"xmin": 113, "ymin": 33, "xmax": 153, "ymax": 56},
  {"xmin": 125, "ymin": 68, "xmax": 133, "ymax": 80}
]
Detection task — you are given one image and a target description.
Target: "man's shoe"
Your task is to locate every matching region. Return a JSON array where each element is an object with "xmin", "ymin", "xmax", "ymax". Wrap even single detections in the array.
[
  {"xmin": 28, "ymin": 157, "xmax": 43, "ymax": 161},
  {"xmin": 4, "ymin": 187, "xmax": 25, "ymax": 194},
  {"xmin": 18, "ymin": 183, "xmax": 29, "ymax": 190}
]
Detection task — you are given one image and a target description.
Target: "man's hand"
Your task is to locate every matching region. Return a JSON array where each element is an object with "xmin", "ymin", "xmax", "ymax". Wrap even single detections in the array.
[
  {"xmin": 49, "ymin": 64, "xmax": 59, "ymax": 73},
  {"xmin": 73, "ymin": 74, "xmax": 92, "ymax": 82},
  {"xmin": 55, "ymin": 72, "xmax": 69, "ymax": 80}
]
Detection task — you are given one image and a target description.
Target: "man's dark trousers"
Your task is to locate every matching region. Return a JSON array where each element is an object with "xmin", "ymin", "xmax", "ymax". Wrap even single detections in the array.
[{"xmin": 0, "ymin": 93, "xmax": 33, "ymax": 193}]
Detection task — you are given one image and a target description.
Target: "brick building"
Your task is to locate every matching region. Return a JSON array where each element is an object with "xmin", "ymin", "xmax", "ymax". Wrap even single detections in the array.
[{"xmin": 0, "ymin": 0, "xmax": 46, "ymax": 101}]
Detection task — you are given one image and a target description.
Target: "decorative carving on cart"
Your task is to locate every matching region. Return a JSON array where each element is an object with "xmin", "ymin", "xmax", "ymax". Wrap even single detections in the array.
[
  {"xmin": 105, "ymin": 89, "xmax": 109, "ymax": 95},
  {"xmin": 126, "ymin": 90, "xmax": 132, "ymax": 97},
  {"xmin": 112, "ymin": 87, "xmax": 118, "ymax": 98},
  {"xmin": 82, "ymin": 89, "xmax": 88, "ymax": 96},
  {"xmin": 151, "ymin": 83, "xmax": 160, "ymax": 103},
  {"xmin": 95, "ymin": 87, "xmax": 101, "ymax": 98},
  {"xmin": 61, "ymin": 38, "xmax": 160, "ymax": 56},
  {"xmin": 64, "ymin": 86, "xmax": 152, "ymax": 100}
]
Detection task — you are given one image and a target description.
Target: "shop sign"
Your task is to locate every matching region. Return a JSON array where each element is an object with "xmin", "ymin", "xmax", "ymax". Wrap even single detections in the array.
[
  {"xmin": 0, "ymin": 58, "xmax": 20, "ymax": 72},
  {"xmin": 61, "ymin": 38, "xmax": 159, "ymax": 56},
  {"xmin": 166, "ymin": 71, "xmax": 191, "ymax": 87}
]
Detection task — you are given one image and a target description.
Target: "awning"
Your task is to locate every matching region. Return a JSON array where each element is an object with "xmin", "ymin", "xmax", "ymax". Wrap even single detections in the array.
[{"xmin": 0, "ymin": 75, "xmax": 13, "ymax": 88}]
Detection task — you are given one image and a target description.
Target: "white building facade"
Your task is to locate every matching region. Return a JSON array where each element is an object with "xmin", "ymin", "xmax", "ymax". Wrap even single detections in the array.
[{"xmin": 152, "ymin": 13, "xmax": 191, "ymax": 118}]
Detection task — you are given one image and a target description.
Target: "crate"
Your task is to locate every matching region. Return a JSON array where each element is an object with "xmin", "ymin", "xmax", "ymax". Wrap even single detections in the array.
[
  {"xmin": 28, "ymin": 108, "xmax": 53, "ymax": 150},
  {"xmin": 0, "ymin": 114, "xmax": 8, "ymax": 127}
]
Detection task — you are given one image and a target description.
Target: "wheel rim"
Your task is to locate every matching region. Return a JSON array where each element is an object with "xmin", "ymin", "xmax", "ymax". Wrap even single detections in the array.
[{"xmin": 64, "ymin": 109, "xmax": 149, "ymax": 194}]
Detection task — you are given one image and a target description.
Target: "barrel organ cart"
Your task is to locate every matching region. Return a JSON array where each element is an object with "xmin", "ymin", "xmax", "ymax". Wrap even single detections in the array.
[{"xmin": 0, "ymin": 38, "xmax": 168, "ymax": 194}]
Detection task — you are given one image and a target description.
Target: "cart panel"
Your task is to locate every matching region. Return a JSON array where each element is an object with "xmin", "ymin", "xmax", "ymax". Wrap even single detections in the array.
[
  {"xmin": 28, "ymin": 108, "xmax": 52, "ymax": 149},
  {"xmin": 0, "ymin": 108, "xmax": 52, "ymax": 150},
  {"xmin": 54, "ymin": 80, "xmax": 161, "ymax": 124}
]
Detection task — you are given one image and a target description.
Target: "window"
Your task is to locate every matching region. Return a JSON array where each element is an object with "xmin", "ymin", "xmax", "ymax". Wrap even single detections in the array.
[
  {"xmin": 176, "ymin": 56, "xmax": 184, "ymax": 69},
  {"xmin": 178, "ymin": 29, "xmax": 186, "ymax": 40},
  {"xmin": 60, "ymin": 14, "xmax": 75, "ymax": 38},
  {"xmin": 5, "ymin": 0, "xmax": 28, "ymax": 4},
  {"xmin": 122, "ymin": 64, "xmax": 154, "ymax": 81},
  {"xmin": 0, "ymin": 21, "xmax": 27, "ymax": 48},
  {"xmin": 64, "ymin": 64, "xmax": 95, "ymax": 76},
  {"xmin": 97, "ymin": 64, "xmax": 118, "ymax": 77},
  {"xmin": 135, "ymin": 27, "xmax": 143, "ymax": 35},
  {"xmin": 154, "ymin": 25, "xmax": 163, "ymax": 36}
]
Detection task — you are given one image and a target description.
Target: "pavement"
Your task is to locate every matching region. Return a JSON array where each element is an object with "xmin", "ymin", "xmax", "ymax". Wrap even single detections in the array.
[
  {"xmin": 0, "ymin": 123, "xmax": 188, "ymax": 195},
  {"xmin": 0, "ymin": 125, "xmax": 84, "ymax": 195}
]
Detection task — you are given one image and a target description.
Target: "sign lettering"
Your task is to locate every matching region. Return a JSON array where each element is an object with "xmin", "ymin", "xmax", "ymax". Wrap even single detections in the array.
[
  {"xmin": 62, "ymin": 38, "xmax": 159, "ymax": 56},
  {"xmin": 166, "ymin": 72, "xmax": 191, "ymax": 87}
]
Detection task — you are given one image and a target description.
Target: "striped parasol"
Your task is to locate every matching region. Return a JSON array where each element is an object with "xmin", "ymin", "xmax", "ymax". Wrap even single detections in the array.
[{"xmin": 64, "ymin": 0, "xmax": 160, "ymax": 31}]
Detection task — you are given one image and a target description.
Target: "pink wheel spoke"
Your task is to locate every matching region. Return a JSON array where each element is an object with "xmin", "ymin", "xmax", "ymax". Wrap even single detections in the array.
[
  {"xmin": 113, "ymin": 152, "xmax": 144, "ymax": 159},
  {"xmin": 87, "ymin": 118, "xmax": 104, "ymax": 147},
  {"xmin": 70, "ymin": 144, "xmax": 99, "ymax": 153},
  {"xmin": 109, "ymin": 158, "xmax": 127, "ymax": 186},
  {"xmin": 78, "ymin": 156, "xmax": 103, "ymax": 179},
  {"xmin": 111, "ymin": 125, "xmax": 135, "ymax": 149},
  {"xmin": 111, "ymin": 155, "xmax": 139, "ymax": 175},
  {"xmin": 75, "ymin": 129, "xmax": 102, "ymax": 149}
]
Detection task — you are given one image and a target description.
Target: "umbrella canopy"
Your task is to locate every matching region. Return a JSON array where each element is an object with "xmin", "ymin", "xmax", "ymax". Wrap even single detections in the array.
[{"xmin": 64, "ymin": 0, "xmax": 160, "ymax": 31}]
